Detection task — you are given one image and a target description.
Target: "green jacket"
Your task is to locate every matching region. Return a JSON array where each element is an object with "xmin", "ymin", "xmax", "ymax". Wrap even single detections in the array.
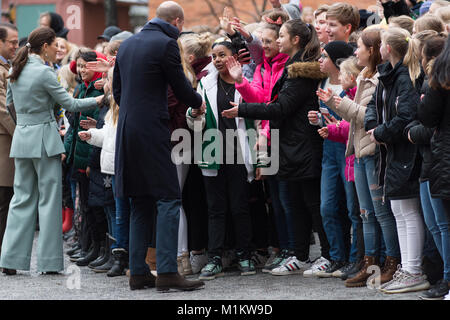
[
  {"xmin": 64, "ymin": 78, "xmax": 103, "ymax": 170},
  {"xmin": 7, "ymin": 55, "xmax": 97, "ymax": 159}
]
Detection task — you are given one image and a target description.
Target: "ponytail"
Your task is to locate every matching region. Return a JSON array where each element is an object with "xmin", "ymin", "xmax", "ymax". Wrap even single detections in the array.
[
  {"xmin": 9, "ymin": 27, "xmax": 56, "ymax": 83},
  {"xmin": 382, "ymin": 27, "xmax": 421, "ymax": 86},
  {"xmin": 283, "ymin": 19, "xmax": 321, "ymax": 62}
]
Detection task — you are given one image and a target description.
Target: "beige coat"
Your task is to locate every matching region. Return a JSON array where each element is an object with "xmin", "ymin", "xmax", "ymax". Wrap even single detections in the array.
[
  {"xmin": 325, "ymin": 67, "xmax": 379, "ymax": 159},
  {"xmin": 0, "ymin": 60, "xmax": 15, "ymax": 187}
]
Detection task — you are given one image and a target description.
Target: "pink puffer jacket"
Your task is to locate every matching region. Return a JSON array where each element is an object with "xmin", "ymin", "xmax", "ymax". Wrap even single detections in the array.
[
  {"xmin": 235, "ymin": 52, "xmax": 289, "ymax": 144},
  {"xmin": 327, "ymin": 119, "xmax": 355, "ymax": 182}
]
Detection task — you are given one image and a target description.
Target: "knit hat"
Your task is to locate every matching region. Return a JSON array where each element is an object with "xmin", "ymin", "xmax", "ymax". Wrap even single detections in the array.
[
  {"xmin": 49, "ymin": 12, "xmax": 69, "ymax": 39},
  {"xmin": 323, "ymin": 41, "xmax": 355, "ymax": 70},
  {"xmin": 420, "ymin": 1, "xmax": 433, "ymax": 16}
]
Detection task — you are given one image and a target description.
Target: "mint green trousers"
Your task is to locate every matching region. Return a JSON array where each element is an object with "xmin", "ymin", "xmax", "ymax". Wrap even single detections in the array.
[{"xmin": 0, "ymin": 147, "xmax": 64, "ymax": 272}]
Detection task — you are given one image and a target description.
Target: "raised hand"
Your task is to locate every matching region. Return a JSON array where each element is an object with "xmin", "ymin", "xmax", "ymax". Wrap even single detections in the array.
[
  {"xmin": 237, "ymin": 49, "xmax": 251, "ymax": 65},
  {"xmin": 316, "ymin": 88, "xmax": 334, "ymax": 103},
  {"xmin": 80, "ymin": 116, "xmax": 97, "ymax": 129},
  {"xmin": 86, "ymin": 57, "xmax": 111, "ymax": 73},
  {"xmin": 225, "ymin": 56, "xmax": 244, "ymax": 83},
  {"xmin": 333, "ymin": 95, "xmax": 343, "ymax": 108},
  {"xmin": 308, "ymin": 110, "xmax": 320, "ymax": 125},
  {"xmin": 219, "ymin": 7, "xmax": 235, "ymax": 35},
  {"xmin": 94, "ymin": 79, "xmax": 105, "ymax": 90},
  {"xmin": 230, "ymin": 17, "xmax": 251, "ymax": 41}
]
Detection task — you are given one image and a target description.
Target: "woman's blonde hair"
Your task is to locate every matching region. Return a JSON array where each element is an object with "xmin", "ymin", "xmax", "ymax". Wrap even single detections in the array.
[
  {"xmin": 57, "ymin": 63, "xmax": 77, "ymax": 95},
  {"xmin": 180, "ymin": 32, "xmax": 214, "ymax": 60},
  {"xmin": 382, "ymin": 27, "xmax": 421, "ymax": 85},
  {"xmin": 106, "ymin": 40, "xmax": 122, "ymax": 56},
  {"xmin": 414, "ymin": 14, "xmax": 445, "ymax": 34},
  {"xmin": 106, "ymin": 67, "xmax": 119, "ymax": 126},
  {"xmin": 178, "ymin": 39, "xmax": 197, "ymax": 88},
  {"xmin": 435, "ymin": 5, "xmax": 450, "ymax": 25},
  {"xmin": 388, "ymin": 15, "xmax": 415, "ymax": 34},
  {"xmin": 339, "ymin": 56, "xmax": 363, "ymax": 78}
]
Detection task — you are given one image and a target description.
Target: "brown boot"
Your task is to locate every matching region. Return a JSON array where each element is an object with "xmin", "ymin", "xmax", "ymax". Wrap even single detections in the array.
[
  {"xmin": 345, "ymin": 256, "xmax": 378, "ymax": 288},
  {"xmin": 379, "ymin": 256, "xmax": 401, "ymax": 284},
  {"xmin": 145, "ymin": 247, "xmax": 156, "ymax": 271},
  {"xmin": 129, "ymin": 273, "xmax": 156, "ymax": 290},
  {"xmin": 367, "ymin": 256, "xmax": 401, "ymax": 287},
  {"xmin": 156, "ymin": 272, "xmax": 205, "ymax": 292}
]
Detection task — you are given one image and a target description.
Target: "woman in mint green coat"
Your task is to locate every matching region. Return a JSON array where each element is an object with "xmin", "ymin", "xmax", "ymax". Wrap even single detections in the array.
[{"xmin": 0, "ymin": 27, "xmax": 103, "ymax": 275}]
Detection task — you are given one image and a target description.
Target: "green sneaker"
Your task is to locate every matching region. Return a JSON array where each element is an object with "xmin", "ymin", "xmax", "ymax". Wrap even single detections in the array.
[
  {"xmin": 238, "ymin": 259, "xmax": 256, "ymax": 276},
  {"xmin": 198, "ymin": 256, "xmax": 224, "ymax": 280}
]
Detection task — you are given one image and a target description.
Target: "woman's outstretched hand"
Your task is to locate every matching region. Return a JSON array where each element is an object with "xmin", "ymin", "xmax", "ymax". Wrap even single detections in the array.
[{"xmin": 221, "ymin": 101, "xmax": 239, "ymax": 118}]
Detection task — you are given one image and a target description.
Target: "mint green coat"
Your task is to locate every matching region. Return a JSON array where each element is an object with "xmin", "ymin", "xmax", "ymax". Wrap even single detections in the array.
[
  {"xmin": 7, "ymin": 55, "xmax": 97, "ymax": 158},
  {"xmin": 0, "ymin": 55, "xmax": 98, "ymax": 272}
]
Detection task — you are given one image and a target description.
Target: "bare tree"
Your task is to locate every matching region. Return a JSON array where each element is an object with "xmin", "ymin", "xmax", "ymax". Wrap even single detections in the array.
[{"xmin": 104, "ymin": 0, "xmax": 118, "ymax": 27}]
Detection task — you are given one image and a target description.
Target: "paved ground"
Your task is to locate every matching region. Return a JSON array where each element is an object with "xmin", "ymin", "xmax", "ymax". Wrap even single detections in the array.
[{"xmin": 0, "ymin": 232, "xmax": 427, "ymax": 301}]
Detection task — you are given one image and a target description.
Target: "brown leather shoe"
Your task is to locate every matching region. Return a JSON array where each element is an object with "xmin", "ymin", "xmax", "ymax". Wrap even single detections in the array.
[
  {"xmin": 156, "ymin": 272, "xmax": 205, "ymax": 292},
  {"xmin": 345, "ymin": 256, "xmax": 379, "ymax": 288},
  {"xmin": 145, "ymin": 247, "xmax": 157, "ymax": 271},
  {"xmin": 129, "ymin": 273, "xmax": 156, "ymax": 290}
]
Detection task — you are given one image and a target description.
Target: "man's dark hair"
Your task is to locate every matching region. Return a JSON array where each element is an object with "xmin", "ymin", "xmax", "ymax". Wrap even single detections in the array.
[{"xmin": 0, "ymin": 23, "xmax": 17, "ymax": 42}]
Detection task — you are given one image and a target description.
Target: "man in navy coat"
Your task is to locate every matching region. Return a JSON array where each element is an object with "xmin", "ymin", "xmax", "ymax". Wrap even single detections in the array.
[{"xmin": 113, "ymin": 1, "xmax": 205, "ymax": 291}]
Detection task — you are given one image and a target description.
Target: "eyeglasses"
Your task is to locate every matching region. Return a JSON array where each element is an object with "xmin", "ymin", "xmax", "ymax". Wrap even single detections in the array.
[{"xmin": 5, "ymin": 39, "xmax": 19, "ymax": 46}]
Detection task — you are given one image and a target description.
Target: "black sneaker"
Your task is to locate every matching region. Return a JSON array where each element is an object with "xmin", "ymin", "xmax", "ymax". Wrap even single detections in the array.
[
  {"xmin": 262, "ymin": 249, "xmax": 290, "ymax": 273},
  {"xmin": 317, "ymin": 260, "xmax": 346, "ymax": 278},
  {"xmin": 198, "ymin": 256, "xmax": 224, "ymax": 281},
  {"xmin": 238, "ymin": 259, "xmax": 256, "ymax": 276},
  {"xmin": 419, "ymin": 279, "xmax": 449, "ymax": 300},
  {"xmin": 334, "ymin": 260, "xmax": 362, "ymax": 280}
]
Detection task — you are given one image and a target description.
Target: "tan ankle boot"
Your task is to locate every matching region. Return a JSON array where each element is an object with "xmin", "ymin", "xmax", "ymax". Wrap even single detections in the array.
[
  {"xmin": 379, "ymin": 256, "xmax": 401, "ymax": 284},
  {"xmin": 145, "ymin": 247, "xmax": 157, "ymax": 271},
  {"xmin": 345, "ymin": 256, "xmax": 378, "ymax": 287}
]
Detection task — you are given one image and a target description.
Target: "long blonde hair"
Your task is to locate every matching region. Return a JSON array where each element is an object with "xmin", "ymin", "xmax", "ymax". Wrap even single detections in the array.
[
  {"xmin": 106, "ymin": 67, "xmax": 119, "ymax": 126},
  {"xmin": 382, "ymin": 27, "xmax": 421, "ymax": 86},
  {"xmin": 178, "ymin": 39, "xmax": 196, "ymax": 88}
]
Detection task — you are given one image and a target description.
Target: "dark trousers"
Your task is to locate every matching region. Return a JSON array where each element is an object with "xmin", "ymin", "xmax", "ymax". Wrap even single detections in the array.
[
  {"xmin": 278, "ymin": 178, "xmax": 325, "ymax": 261},
  {"xmin": 183, "ymin": 165, "xmax": 208, "ymax": 251},
  {"xmin": 203, "ymin": 164, "xmax": 252, "ymax": 258},
  {"xmin": 129, "ymin": 196, "xmax": 178, "ymax": 275},
  {"xmin": 249, "ymin": 180, "xmax": 269, "ymax": 250},
  {"xmin": 0, "ymin": 186, "xmax": 13, "ymax": 255},
  {"xmin": 443, "ymin": 199, "xmax": 450, "ymax": 223}
]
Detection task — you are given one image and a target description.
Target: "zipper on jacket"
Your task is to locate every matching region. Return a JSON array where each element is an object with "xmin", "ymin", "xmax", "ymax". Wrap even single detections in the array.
[{"xmin": 375, "ymin": 83, "xmax": 387, "ymax": 205}]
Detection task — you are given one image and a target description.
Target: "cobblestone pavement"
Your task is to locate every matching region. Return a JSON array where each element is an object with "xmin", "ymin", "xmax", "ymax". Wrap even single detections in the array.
[{"xmin": 0, "ymin": 232, "xmax": 424, "ymax": 301}]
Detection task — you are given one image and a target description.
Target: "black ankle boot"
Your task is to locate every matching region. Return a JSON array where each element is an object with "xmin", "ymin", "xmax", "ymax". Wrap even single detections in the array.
[
  {"xmin": 76, "ymin": 241, "xmax": 101, "ymax": 267},
  {"xmin": 88, "ymin": 244, "xmax": 108, "ymax": 269},
  {"xmin": 93, "ymin": 252, "xmax": 115, "ymax": 273},
  {"xmin": 129, "ymin": 273, "xmax": 156, "ymax": 290},
  {"xmin": 107, "ymin": 248, "xmax": 128, "ymax": 277}
]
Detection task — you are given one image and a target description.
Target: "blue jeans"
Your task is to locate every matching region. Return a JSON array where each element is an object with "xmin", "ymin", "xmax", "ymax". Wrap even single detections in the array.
[
  {"xmin": 266, "ymin": 176, "xmax": 289, "ymax": 250},
  {"xmin": 320, "ymin": 140, "xmax": 360, "ymax": 262},
  {"xmin": 420, "ymin": 181, "xmax": 450, "ymax": 281},
  {"xmin": 354, "ymin": 154, "xmax": 400, "ymax": 258},
  {"xmin": 104, "ymin": 205, "xmax": 117, "ymax": 250},
  {"xmin": 111, "ymin": 176, "xmax": 130, "ymax": 251},
  {"xmin": 129, "ymin": 196, "xmax": 180, "ymax": 275}
]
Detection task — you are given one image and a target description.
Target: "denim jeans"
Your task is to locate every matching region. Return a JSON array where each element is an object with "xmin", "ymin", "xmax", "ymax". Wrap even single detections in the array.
[
  {"xmin": 104, "ymin": 205, "xmax": 117, "ymax": 250},
  {"xmin": 129, "ymin": 196, "xmax": 179, "ymax": 275},
  {"xmin": 111, "ymin": 176, "xmax": 130, "ymax": 251},
  {"xmin": 420, "ymin": 181, "xmax": 450, "ymax": 281},
  {"xmin": 320, "ymin": 140, "xmax": 360, "ymax": 262},
  {"xmin": 354, "ymin": 154, "xmax": 400, "ymax": 258},
  {"xmin": 266, "ymin": 176, "xmax": 289, "ymax": 250}
]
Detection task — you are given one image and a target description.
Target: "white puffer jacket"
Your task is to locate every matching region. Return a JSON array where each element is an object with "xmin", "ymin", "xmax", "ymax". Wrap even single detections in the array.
[{"xmin": 87, "ymin": 111, "xmax": 116, "ymax": 175}]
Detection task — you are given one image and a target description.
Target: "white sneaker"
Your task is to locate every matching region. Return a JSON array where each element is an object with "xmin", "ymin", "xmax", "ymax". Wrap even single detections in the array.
[
  {"xmin": 189, "ymin": 252, "xmax": 208, "ymax": 274},
  {"xmin": 303, "ymin": 256, "xmax": 331, "ymax": 277},
  {"xmin": 444, "ymin": 293, "xmax": 450, "ymax": 300},
  {"xmin": 381, "ymin": 269, "xmax": 430, "ymax": 294},
  {"xmin": 271, "ymin": 256, "xmax": 311, "ymax": 276}
]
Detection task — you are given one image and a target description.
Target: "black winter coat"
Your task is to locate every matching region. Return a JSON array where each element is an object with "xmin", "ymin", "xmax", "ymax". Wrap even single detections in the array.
[
  {"xmin": 364, "ymin": 61, "xmax": 421, "ymax": 200},
  {"xmin": 238, "ymin": 50, "xmax": 327, "ymax": 181},
  {"xmin": 88, "ymin": 99, "xmax": 115, "ymax": 207},
  {"xmin": 113, "ymin": 18, "xmax": 202, "ymax": 199},
  {"xmin": 418, "ymin": 85, "xmax": 450, "ymax": 200}
]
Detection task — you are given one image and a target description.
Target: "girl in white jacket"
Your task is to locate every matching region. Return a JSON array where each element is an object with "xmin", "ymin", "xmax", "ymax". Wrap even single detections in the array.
[{"xmin": 79, "ymin": 67, "xmax": 130, "ymax": 277}]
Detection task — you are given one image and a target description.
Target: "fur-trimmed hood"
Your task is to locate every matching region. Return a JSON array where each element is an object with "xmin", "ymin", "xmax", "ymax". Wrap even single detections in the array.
[{"xmin": 287, "ymin": 61, "xmax": 327, "ymax": 80}]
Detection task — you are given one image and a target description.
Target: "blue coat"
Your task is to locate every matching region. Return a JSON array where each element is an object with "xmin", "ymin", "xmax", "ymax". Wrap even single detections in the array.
[{"xmin": 113, "ymin": 18, "xmax": 203, "ymax": 199}]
